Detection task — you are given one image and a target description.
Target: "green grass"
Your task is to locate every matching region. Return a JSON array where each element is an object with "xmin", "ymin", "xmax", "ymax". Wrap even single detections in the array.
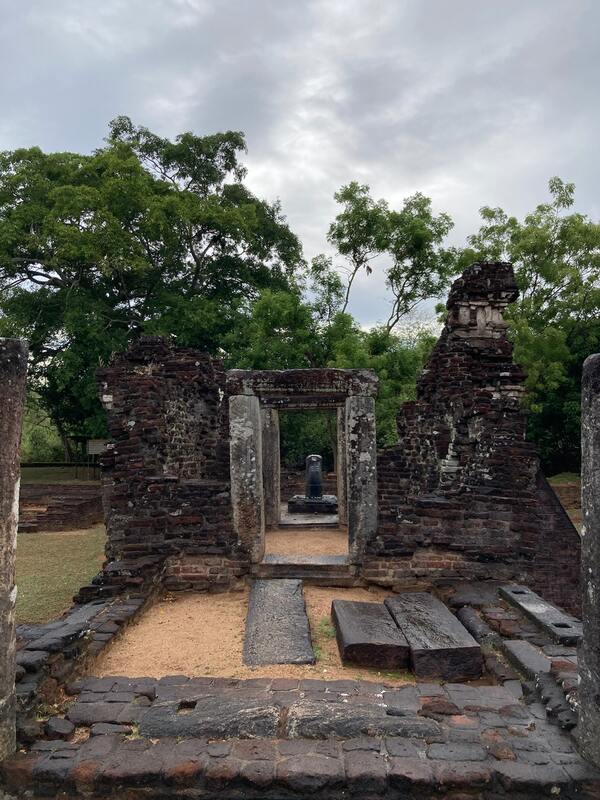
[
  {"xmin": 548, "ymin": 472, "xmax": 581, "ymax": 485},
  {"xmin": 16, "ymin": 525, "xmax": 106, "ymax": 624},
  {"xmin": 20, "ymin": 465, "xmax": 100, "ymax": 485},
  {"xmin": 316, "ymin": 617, "xmax": 336, "ymax": 640}
]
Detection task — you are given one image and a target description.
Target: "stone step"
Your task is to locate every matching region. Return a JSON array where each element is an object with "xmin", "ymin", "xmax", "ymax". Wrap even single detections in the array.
[
  {"xmin": 385, "ymin": 592, "xmax": 483, "ymax": 681},
  {"xmin": 251, "ymin": 555, "xmax": 359, "ymax": 585},
  {"xmin": 278, "ymin": 521, "xmax": 340, "ymax": 529},
  {"xmin": 243, "ymin": 579, "xmax": 315, "ymax": 666}
]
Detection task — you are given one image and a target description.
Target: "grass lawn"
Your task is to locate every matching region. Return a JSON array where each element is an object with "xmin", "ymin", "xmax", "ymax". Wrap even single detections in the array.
[
  {"xmin": 20, "ymin": 465, "xmax": 100, "ymax": 484},
  {"xmin": 16, "ymin": 525, "xmax": 106, "ymax": 624},
  {"xmin": 548, "ymin": 472, "xmax": 581, "ymax": 484}
]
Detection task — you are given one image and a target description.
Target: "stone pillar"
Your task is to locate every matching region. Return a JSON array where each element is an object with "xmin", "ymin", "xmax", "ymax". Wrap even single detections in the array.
[
  {"xmin": 345, "ymin": 395, "xmax": 377, "ymax": 563},
  {"xmin": 261, "ymin": 407, "xmax": 280, "ymax": 527},
  {"xmin": 0, "ymin": 339, "xmax": 27, "ymax": 761},
  {"xmin": 337, "ymin": 406, "xmax": 347, "ymax": 526},
  {"xmin": 579, "ymin": 353, "xmax": 600, "ymax": 766},
  {"xmin": 230, "ymin": 395, "xmax": 265, "ymax": 562}
]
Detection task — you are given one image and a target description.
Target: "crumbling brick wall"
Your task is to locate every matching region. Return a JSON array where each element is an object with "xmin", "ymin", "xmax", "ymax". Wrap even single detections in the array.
[
  {"xmin": 94, "ymin": 337, "xmax": 244, "ymax": 595},
  {"xmin": 373, "ymin": 262, "xmax": 581, "ymax": 615}
]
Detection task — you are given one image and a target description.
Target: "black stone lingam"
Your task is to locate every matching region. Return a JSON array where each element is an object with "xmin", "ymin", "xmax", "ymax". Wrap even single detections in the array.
[{"xmin": 288, "ymin": 454, "xmax": 338, "ymax": 514}]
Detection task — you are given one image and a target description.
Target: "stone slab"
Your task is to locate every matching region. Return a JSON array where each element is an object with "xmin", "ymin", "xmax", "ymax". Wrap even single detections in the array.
[
  {"xmin": 331, "ymin": 600, "xmax": 410, "ymax": 669},
  {"xmin": 385, "ymin": 593, "xmax": 483, "ymax": 681},
  {"xmin": 502, "ymin": 639, "xmax": 551, "ymax": 680},
  {"xmin": 263, "ymin": 555, "xmax": 348, "ymax": 566},
  {"xmin": 285, "ymin": 699, "xmax": 443, "ymax": 740},
  {"xmin": 499, "ymin": 585, "xmax": 582, "ymax": 645},
  {"xmin": 288, "ymin": 495, "xmax": 338, "ymax": 514},
  {"xmin": 243, "ymin": 579, "xmax": 315, "ymax": 666},
  {"xmin": 139, "ymin": 692, "xmax": 280, "ymax": 739}
]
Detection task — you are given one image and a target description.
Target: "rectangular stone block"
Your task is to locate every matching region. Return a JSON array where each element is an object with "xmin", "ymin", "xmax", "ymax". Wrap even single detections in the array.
[
  {"xmin": 499, "ymin": 585, "xmax": 582, "ymax": 645},
  {"xmin": 385, "ymin": 593, "xmax": 483, "ymax": 681},
  {"xmin": 331, "ymin": 600, "xmax": 409, "ymax": 669}
]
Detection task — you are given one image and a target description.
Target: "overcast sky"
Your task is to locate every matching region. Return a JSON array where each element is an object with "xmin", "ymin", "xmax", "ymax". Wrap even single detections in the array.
[{"xmin": 1, "ymin": 0, "xmax": 598, "ymax": 326}]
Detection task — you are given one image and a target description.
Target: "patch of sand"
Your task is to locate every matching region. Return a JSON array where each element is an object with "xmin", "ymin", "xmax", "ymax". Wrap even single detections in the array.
[
  {"xmin": 95, "ymin": 585, "xmax": 413, "ymax": 686},
  {"xmin": 265, "ymin": 527, "xmax": 348, "ymax": 556}
]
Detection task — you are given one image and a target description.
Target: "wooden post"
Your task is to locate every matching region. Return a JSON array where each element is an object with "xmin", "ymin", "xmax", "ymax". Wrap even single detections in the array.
[{"xmin": 0, "ymin": 339, "xmax": 27, "ymax": 761}]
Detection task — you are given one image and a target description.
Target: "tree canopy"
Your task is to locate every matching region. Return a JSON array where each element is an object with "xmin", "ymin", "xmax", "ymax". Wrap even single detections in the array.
[
  {"xmin": 327, "ymin": 181, "xmax": 461, "ymax": 330},
  {"xmin": 1, "ymin": 117, "xmax": 597, "ymax": 477},
  {"xmin": 465, "ymin": 177, "xmax": 600, "ymax": 471},
  {"xmin": 0, "ymin": 117, "xmax": 303, "ymax": 447}
]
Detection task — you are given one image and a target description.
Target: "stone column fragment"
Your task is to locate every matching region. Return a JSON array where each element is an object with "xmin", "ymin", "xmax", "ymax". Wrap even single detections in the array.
[
  {"xmin": 337, "ymin": 406, "xmax": 347, "ymax": 526},
  {"xmin": 579, "ymin": 353, "xmax": 600, "ymax": 766},
  {"xmin": 229, "ymin": 395, "xmax": 265, "ymax": 562},
  {"xmin": 0, "ymin": 339, "xmax": 27, "ymax": 761},
  {"xmin": 346, "ymin": 395, "xmax": 377, "ymax": 563},
  {"xmin": 261, "ymin": 408, "xmax": 280, "ymax": 528}
]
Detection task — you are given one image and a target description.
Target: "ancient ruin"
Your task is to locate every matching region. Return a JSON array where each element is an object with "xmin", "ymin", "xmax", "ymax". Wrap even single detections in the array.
[
  {"xmin": 82, "ymin": 262, "xmax": 580, "ymax": 614},
  {"xmin": 375, "ymin": 262, "xmax": 581, "ymax": 614},
  {"xmin": 1, "ymin": 263, "xmax": 599, "ymax": 799}
]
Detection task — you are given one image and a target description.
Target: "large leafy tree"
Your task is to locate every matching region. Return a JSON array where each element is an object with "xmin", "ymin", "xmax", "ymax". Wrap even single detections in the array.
[
  {"xmin": 0, "ymin": 117, "xmax": 303, "ymax": 447},
  {"xmin": 466, "ymin": 177, "xmax": 600, "ymax": 472},
  {"xmin": 327, "ymin": 182, "xmax": 461, "ymax": 330}
]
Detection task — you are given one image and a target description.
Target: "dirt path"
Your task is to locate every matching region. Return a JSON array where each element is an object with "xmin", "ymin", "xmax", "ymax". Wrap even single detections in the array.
[
  {"xmin": 265, "ymin": 527, "xmax": 348, "ymax": 555},
  {"xmin": 95, "ymin": 585, "xmax": 413, "ymax": 685}
]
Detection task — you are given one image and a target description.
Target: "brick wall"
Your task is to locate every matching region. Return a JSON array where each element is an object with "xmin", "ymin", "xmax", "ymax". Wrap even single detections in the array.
[
  {"xmin": 93, "ymin": 337, "xmax": 248, "ymax": 594},
  {"xmin": 373, "ymin": 263, "xmax": 581, "ymax": 615}
]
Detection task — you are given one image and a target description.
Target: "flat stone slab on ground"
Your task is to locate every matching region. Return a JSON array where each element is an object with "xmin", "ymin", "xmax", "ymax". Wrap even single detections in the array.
[
  {"xmin": 243, "ymin": 579, "xmax": 315, "ymax": 666},
  {"xmin": 285, "ymin": 698, "xmax": 443, "ymax": 740},
  {"xmin": 502, "ymin": 639, "xmax": 551, "ymax": 679},
  {"xmin": 385, "ymin": 593, "xmax": 483, "ymax": 681},
  {"xmin": 263, "ymin": 555, "xmax": 348, "ymax": 565},
  {"xmin": 140, "ymin": 691, "xmax": 280, "ymax": 739},
  {"xmin": 500, "ymin": 584, "xmax": 583, "ymax": 645},
  {"xmin": 331, "ymin": 599, "xmax": 410, "ymax": 669}
]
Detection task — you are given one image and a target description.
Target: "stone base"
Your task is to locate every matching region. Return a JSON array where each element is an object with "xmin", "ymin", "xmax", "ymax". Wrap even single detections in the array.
[
  {"xmin": 6, "ymin": 675, "xmax": 599, "ymax": 799},
  {"xmin": 288, "ymin": 495, "xmax": 338, "ymax": 514}
]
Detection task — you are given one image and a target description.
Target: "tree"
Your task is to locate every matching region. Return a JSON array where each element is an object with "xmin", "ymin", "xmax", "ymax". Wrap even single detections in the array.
[
  {"xmin": 233, "ymin": 284, "xmax": 436, "ymax": 454},
  {"xmin": 327, "ymin": 182, "xmax": 461, "ymax": 330},
  {"xmin": 0, "ymin": 117, "xmax": 303, "ymax": 443},
  {"xmin": 466, "ymin": 177, "xmax": 600, "ymax": 472}
]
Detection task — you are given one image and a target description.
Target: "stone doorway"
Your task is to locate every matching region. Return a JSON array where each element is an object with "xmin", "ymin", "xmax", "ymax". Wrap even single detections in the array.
[
  {"xmin": 276, "ymin": 409, "xmax": 340, "ymax": 529},
  {"xmin": 226, "ymin": 369, "xmax": 378, "ymax": 565}
]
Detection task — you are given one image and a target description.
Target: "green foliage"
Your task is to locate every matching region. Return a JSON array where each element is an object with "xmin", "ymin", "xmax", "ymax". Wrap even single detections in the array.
[
  {"xmin": 280, "ymin": 411, "xmax": 337, "ymax": 470},
  {"xmin": 327, "ymin": 181, "xmax": 461, "ymax": 329},
  {"xmin": 466, "ymin": 177, "xmax": 600, "ymax": 472},
  {"xmin": 20, "ymin": 394, "xmax": 63, "ymax": 462},
  {"xmin": 0, "ymin": 118, "xmax": 303, "ymax": 437},
  {"xmin": 234, "ymin": 284, "xmax": 436, "ymax": 457}
]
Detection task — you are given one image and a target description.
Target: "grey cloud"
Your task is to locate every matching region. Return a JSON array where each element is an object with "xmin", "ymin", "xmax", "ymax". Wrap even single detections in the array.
[{"xmin": 0, "ymin": 0, "xmax": 598, "ymax": 326}]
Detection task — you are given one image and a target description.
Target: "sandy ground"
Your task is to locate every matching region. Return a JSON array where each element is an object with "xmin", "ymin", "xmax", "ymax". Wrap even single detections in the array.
[
  {"xmin": 265, "ymin": 527, "xmax": 348, "ymax": 556},
  {"xmin": 95, "ymin": 585, "xmax": 412, "ymax": 685}
]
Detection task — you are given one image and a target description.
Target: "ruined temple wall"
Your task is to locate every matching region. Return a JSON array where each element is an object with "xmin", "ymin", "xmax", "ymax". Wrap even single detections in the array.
[
  {"xmin": 98, "ymin": 337, "xmax": 242, "ymax": 591},
  {"xmin": 373, "ymin": 263, "xmax": 581, "ymax": 615}
]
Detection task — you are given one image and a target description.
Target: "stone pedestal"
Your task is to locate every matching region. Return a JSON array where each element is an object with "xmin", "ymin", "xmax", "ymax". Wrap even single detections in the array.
[
  {"xmin": 0, "ymin": 339, "xmax": 27, "ymax": 761},
  {"xmin": 261, "ymin": 408, "xmax": 280, "ymax": 527},
  {"xmin": 229, "ymin": 395, "xmax": 265, "ymax": 562},
  {"xmin": 579, "ymin": 353, "xmax": 600, "ymax": 766}
]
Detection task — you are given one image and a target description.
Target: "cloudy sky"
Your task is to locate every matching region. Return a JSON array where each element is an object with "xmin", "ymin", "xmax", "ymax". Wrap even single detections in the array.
[{"xmin": 1, "ymin": 0, "xmax": 598, "ymax": 326}]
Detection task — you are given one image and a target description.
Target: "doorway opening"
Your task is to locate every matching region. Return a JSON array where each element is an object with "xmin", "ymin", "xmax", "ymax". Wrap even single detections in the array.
[
  {"xmin": 227, "ymin": 368, "xmax": 378, "ymax": 567},
  {"xmin": 266, "ymin": 409, "xmax": 347, "ymax": 558}
]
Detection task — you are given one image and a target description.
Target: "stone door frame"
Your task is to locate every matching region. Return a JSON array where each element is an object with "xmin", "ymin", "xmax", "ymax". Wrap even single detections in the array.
[{"xmin": 226, "ymin": 369, "xmax": 378, "ymax": 565}]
